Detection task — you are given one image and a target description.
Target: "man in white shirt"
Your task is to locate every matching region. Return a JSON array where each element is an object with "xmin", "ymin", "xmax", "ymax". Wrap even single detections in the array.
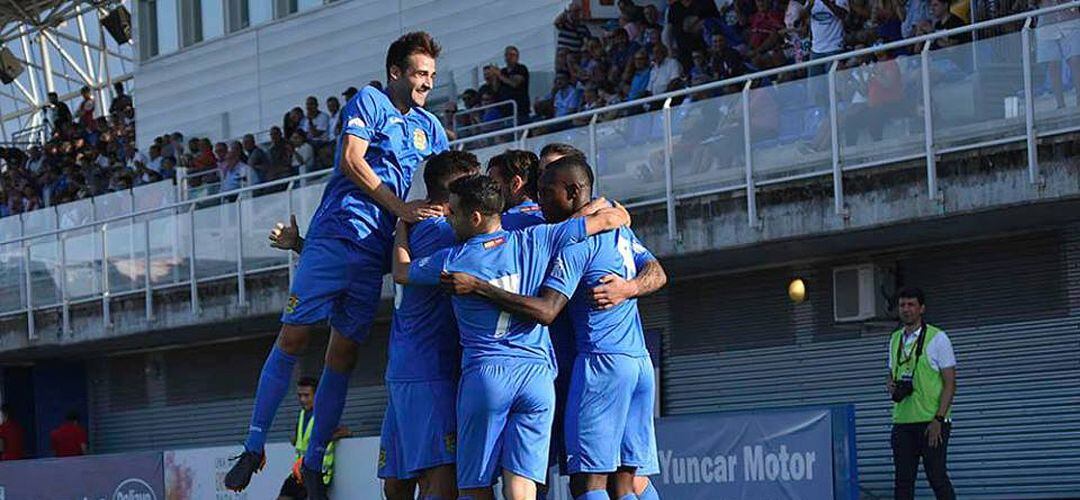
[
  {"xmin": 299, "ymin": 96, "xmax": 330, "ymax": 144},
  {"xmin": 648, "ymin": 43, "xmax": 683, "ymax": 97},
  {"xmin": 25, "ymin": 146, "xmax": 44, "ymax": 174},
  {"xmin": 126, "ymin": 147, "xmax": 151, "ymax": 171},
  {"xmin": 290, "ymin": 131, "xmax": 315, "ymax": 174},
  {"xmin": 148, "ymin": 144, "xmax": 165, "ymax": 174},
  {"xmin": 325, "ymin": 97, "xmax": 342, "ymax": 143},
  {"xmin": 886, "ymin": 287, "xmax": 957, "ymax": 500}
]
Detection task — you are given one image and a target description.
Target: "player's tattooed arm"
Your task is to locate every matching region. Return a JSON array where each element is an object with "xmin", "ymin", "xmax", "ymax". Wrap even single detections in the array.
[
  {"xmin": 269, "ymin": 214, "xmax": 304, "ymax": 254},
  {"xmin": 592, "ymin": 259, "xmax": 668, "ymax": 310},
  {"xmin": 441, "ymin": 273, "xmax": 569, "ymax": 325},
  {"xmin": 392, "ymin": 220, "xmax": 413, "ymax": 285},
  {"xmin": 582, "ymin": 201, "xmax": 631, "ymax": 236},
  {"xmin": 340, "ymin": 135, "xmax": 442, "ymax": 223}
]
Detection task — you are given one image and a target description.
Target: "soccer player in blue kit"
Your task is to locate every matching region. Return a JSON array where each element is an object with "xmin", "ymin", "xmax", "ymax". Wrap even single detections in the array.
[
  {"xmin": 441, "ymin": 156, "xmax": 668, "ymax": 500},
  {"xmin": 392, "ymin": 174, "xmax": 630, "ymax": 500},
  {"xmin": 224, "ymin": 32, "xmax": 448, "ymax": 499},
  {"xmin": 487, "ymin": 150, "xmax": 545, "ymax": 231}
]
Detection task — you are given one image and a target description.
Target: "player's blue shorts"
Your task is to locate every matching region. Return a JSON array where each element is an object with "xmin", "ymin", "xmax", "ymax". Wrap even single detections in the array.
[
  {"xmin": 565, "ymin": 353, "xmax": 659, "ymax": 475},
  {"xmin": 378, "ymin": 380, "xmax": 457, "ymax": 479},
  {"xmin": 457, "ymin": 359, "xmax": 556, "ymax": 489},
  {"xmin": 280, "ymin": 234, "xmax": 388, "ymax": 342}
]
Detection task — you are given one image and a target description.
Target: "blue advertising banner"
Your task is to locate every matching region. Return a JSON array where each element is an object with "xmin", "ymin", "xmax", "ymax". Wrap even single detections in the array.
[
  {"xmin": 653, "ymin": 406, "xmax": 855, "ymax": 500},
  {"xmin": 0, "ymin": 451, "xmax": 164, "ymax": 500}
]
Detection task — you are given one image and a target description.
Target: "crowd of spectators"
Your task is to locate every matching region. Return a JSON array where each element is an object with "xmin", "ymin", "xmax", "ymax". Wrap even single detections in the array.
[{"xmin": 443, "ymin": 45, "xmax": 532, "ymax": 140}]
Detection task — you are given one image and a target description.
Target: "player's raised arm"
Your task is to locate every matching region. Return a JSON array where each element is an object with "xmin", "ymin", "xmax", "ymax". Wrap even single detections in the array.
[
  {"xmin": 582, "ymin": 201, "xmax": 630, "ymax": 236},
  {"xmin": 441, "ymin": 272, "xmax": 569, "ymax": 326},
  {"xmin": 392, "ymin": 219, "xmax": 414, "ymax": 285},
  {"xmin": 592, "ymin": 229, "xmax": 667, "ymax": 309}
]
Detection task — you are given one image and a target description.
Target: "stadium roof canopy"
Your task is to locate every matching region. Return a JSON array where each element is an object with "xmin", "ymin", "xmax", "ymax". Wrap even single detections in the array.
[{"xmin": 0, "ymin": 0, "xmax": 133, "ymax": 143}]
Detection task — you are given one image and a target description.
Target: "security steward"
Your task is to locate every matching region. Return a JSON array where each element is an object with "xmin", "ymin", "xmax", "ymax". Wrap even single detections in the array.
[
  {"xmin": 280, "ymin": 376, "xmax": 349, "ymax": 500},
  {"xmin": 886, "ymin": 287, "xmax": 957, "ymax": 500}
]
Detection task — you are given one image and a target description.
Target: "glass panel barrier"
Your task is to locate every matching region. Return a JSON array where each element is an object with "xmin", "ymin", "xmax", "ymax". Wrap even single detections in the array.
[
  {"xmin": 750, "ymin": 73, "xmax": 833, "ymax": 183},
  {"xmin": 594, "ymin": 107, "xmax": 667, "ymax": 204},
  {"xmin": 523, "ymin": 125, "xmax": 591, "ymax": 159},
  {"xmin": 0, "ymin": 216, "xmax": 21, "ymax": 242},
  {"xmin": 28, "ymin": 238, "xmax": 60, "ymax": 307},
  {"xmin": 95, "ymin": 189, "xmax": 134, "ymax": 221},
  {"xmin": 58, "ymin": 200, "xmax": 100, "ymax": 300},
  {"xmin": 21, "ymin": 207, "xmax": 56, "ymax": 237},
  {"xmin": 133, "ymin": 181, "xmax": 177, "ymax": 212},
  {"xmin": 148, "ymin": 212, "xmax": 189, "ymax": 288},
  {"xmin": 193, "ymin": 201, "xmax": 239, "ymax": 280},
  {"xmin": 837, "ymin": 49, "xmax": 926, "ymax": 169},
  {"xmin": 671, "ymin": 90, "xmax": 746, "ymax": 196},
  {"xmin": 0, "ymin": 242, "xmax": 25, "ymax": 313},
  {"xmin": 931, "ymin": 30, "xmax": 1025, "ymax": 151},
  {"xmin": 1032, "ymin": 17, "xmax": 1080, "ymax": 136},
  {"xmin": 105, "ymin": 219, "xmax": 143, "ymax": 295},
  {"xmin": 290, "ymin": 181, "xmax": 327, "ymax": 236},
  {"xmin": 241, "ymin": 189, "xmax": 290, "ymax": 273}
]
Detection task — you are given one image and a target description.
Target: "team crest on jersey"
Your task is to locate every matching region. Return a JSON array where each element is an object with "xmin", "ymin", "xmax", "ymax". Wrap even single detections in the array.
[
  {"xmin": 483, "ymin": 236, "xmax": 506, "ymax": 250},
  {"xmin": 443, "ymin": 433, "xmax": 457, "ymax": 454},
  {"xmin": 284, "ymin": 295, "xmax": 300, "ymax": 314},
  {"xmin": 413, "ymin": 128, "xmax": 428, "ymax": 151}
]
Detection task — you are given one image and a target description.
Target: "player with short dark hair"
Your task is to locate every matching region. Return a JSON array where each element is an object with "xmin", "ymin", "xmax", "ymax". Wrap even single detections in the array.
[
  {"xmin": 225, "ymin": 31, "xmax": 448, "ymax": 500},
  {"xmin": 392, "ymin": 174, "xmax": 631, "ymax": 500},
  {"xmin": 487, "ymin": 150, "xmax": 545, "ymax": 231},
  {"xmin": 538, "ymin": 143, "xmax": 587, "ymax": 173},
  {"xmin": 440, "ymin": 156, "xmax": 668, "ymax": 500}
]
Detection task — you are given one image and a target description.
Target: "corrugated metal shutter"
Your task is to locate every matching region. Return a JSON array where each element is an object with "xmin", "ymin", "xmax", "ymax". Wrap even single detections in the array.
[
  {"xmin": 661, "ymin": 227, "xmax": 1080, "ymax": 498},
  {"xmin": 90, "ymin": 324, "xmax": 391, "ymax": 453}
]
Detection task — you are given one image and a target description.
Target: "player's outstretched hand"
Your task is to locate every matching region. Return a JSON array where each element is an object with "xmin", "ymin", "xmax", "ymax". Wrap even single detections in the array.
[
  {"xmin": 269, "ymin": 214, "xmax": 301, "ymax": 251},
  {"xmin": 591, "ymin": 274, "xmax": 638, "ymax": 309},
  {"xmin": 400, "ymin": 200, "xmax": 444, "ymax": 224},
  {"xmin": 440, "ymin": 271, "xmax": 484, "ymax": 295}
]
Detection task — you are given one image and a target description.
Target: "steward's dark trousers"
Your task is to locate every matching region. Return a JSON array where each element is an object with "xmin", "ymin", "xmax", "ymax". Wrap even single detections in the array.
[{"xmin": 891, "ymin": 422, "xmax": 956, "ymax": 500}]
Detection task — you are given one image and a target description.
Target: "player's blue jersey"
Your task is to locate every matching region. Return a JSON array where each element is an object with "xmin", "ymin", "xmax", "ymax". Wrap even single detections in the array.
[
  {"xmin": 543, "ymin": 226, "xmax": 656, "ymax": 355},
  {"xmin": 409, "ymin": 218, "xmax": 588, "ymax": 368},
  {"xmin": 386, "ymin": 217, "xmax": 459, "ymax": 383},
  {"xmin": 501, "ymin": 200, "xmax": 545, "ymax": 231},
  {"xmin": 308, "ymin": 85, "xmax": 449, "ymax": 242}
]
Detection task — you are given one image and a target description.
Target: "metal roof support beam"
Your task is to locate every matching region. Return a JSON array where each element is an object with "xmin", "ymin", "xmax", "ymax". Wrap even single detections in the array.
[{"xmin": 38, "ymin": 30, "xmax": 54, "ymax": 92}]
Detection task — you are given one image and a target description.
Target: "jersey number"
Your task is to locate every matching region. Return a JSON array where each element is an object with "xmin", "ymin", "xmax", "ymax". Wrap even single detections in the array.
[
  {"xmin": 617, "ymin": 236, "xmax": 638, "ymax": 279},
  {"xmin": 487, "ymin": 274, "xmax": 521, "ymax": 338}
]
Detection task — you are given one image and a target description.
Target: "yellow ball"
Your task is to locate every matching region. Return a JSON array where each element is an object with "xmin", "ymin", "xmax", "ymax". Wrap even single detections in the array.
[{"xmin": 788, "ymin": 278, "xmax": 806, "ymax": 304}]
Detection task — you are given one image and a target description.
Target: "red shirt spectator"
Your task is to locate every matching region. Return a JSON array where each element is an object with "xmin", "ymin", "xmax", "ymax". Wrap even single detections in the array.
[
  {"xmin": 77, "ymin": 86, "xmax": 96, "ymax": 129},
  {"xmin": 749, "ymin": 0, "xmax": 785, "ymax": 50},
  {"xmin": 868, "ymin": 56, "xmax": 903, "ymax": 107},
  {"xmin": 0, "ymin": 406, "xmax": 26, "ymax": 460},
  {"xmin": 50, "ymin": 412, "xmax": 88, "ymax": 457}
]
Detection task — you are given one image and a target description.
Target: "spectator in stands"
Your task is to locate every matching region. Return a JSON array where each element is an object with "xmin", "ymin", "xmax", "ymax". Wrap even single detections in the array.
[
  {"xmin": 922, "ymin": 0, "xmax": 971, "ymax": 48},
  {"xmin": 0, "ymin": 405, "xmax": 25, "ymax": 461},
  {"xmin": 501, "ymin": 45, "xmax": 531, "ymax": 121},
  {"xmin": 902, "ymin": 0, "xmax": 932, "ymax": 40},
  {"xmin": 220, "ymin": 141, "xmax": 258, "ymax": 192},
  {"xmin": 342, "ymin": 86, "xmax": 358, "ymax": 104},
  {"xmin": 109, "ymin": 82, "xmax": 132, "ymax": 118},
  {"xmin": 552, "ymin": 72, "xmax": 583, "ymax": 117},
  {"xmin": 749, "ymin": 0, "xmax": 788, "ymax": 69},
  {"xmin": 479, "ymin": 89, "xmax": 505, "ymax": 124},
  {"xmin": 300, "ymin": 96, "xmax": 330, "ymax": 144},
  {"xmin": 626, "ymin": 49, "xmax": 652, "ymax": 99},
  {"xmin": 283, "ymin": 107, "xmax": 303, "ymax": 141},
  {"xmin": 290, "ymin": 131, "xmax": 315, "ymax": 173},
  {"xmin": 242, "ymin": 133, "xmax": 269, "ymax": 179},
  {"xmin": 709, "ymin": 34, "xmax": 748, "ymax": 80},
  {"xmin": 648, "ymin": 43, "xmax": 683, "ymax": 97},
  {"xmin": 607, "ymin": 27, "xmax": 641, "ymax": 75},
  {"xmin": 326, "ymin": 97, "xmax": 342, "ymax": 142},
  {"xmin": 148, "ymin": 144, "xmax": 165, "ymax": 174},
  {"xmin": 50, "ymin": 410, "xmax": 89, "ymax": 457},
  {"xmin": 159, "ymin": 157, "xmax": 177, "ymax": 180},
  {"xmin": 806, "ymin": 0, "xmax": 849, "ymax": 65},
  {"xmin": 267, "ymin": 126, "xmax": 293, "ymax": 181},
  {"xmin": 164, "ymin": 132, "xmax": 183, "ymax": 159},
  {"xmin": 25, "ymin": 146, "xmax": 43, "ymax": 174},
  {"xmin": 887, "ymin": 287, "xmax": 956, "ymax": 500},
  {"xmin": 125, "ymin": 146, "xmax": 150, "ymax": 171},
  {"xmin": 46, "ymin": 92, "xmax": 73, "ymax": 131},
  {"xmin": 1036, "ymin": 0, "xmax": 1080, "ymax": 109},
  {"xmin": 665, "ymin": 0, "xmax": 721, "ymax": 68},
  {"xmin": 479, "ymin": 64, "xmax": 511, "ymax": 111},
  {"xmin": 77, "ymin": 86, "xmax": 96, "ymax": 128},
  {"xmin": 556, "ymin": 2, "xmax": 592, "ymax": 56}
]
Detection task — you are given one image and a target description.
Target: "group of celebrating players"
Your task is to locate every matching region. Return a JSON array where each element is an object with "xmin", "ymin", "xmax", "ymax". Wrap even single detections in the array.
[{"xmin": 222, "ymin": 32, "xmax": 667, "ymax": 500}]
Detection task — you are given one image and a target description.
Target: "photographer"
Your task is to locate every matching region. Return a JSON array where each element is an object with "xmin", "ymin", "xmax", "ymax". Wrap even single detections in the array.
[{"xmin": 886, "ymin": 287, "xmax": 957, "ymax": 500}]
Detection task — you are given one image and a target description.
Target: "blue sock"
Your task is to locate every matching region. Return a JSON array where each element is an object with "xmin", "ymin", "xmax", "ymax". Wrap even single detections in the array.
[
  {"xmin": 638, "ymin": 481, "xmax": 659, "ymax": 500},
  {"xmin": 575, "ymin": 491, "xmax": 608, "ymax": 500},
  {"xmin": 243, "ymin": 345, "xmax": 296, "ymax": 453},
  {"xmin": 618, "ymin": 495, "xmax": 639, "ymax": 500},
  {"xmin": 302, "ymin": 366, "xmax": 349, "ymax": 471}
]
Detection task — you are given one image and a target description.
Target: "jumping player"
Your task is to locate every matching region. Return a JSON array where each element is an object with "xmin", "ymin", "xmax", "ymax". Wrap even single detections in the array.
[
  {"xmin": 224, "ymin": 31, "xmax": 447, "ymax": 499},
  {"xmin": 392, "ymin": 174, "xmax": 630, "ymax": 500}
]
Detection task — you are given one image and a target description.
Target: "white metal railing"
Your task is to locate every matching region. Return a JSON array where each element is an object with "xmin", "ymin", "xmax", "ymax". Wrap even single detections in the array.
[
  {"xmin": 452, "ymin": 98, "xmax": 519, "ymax": 139},
  {"xmin": 0, "ymin": 2, "xmax": 1078, "ymax": 342}
]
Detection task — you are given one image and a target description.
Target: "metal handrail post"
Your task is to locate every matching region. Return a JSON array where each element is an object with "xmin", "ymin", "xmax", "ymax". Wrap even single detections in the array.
[
  {"xmin": 588, "ymin": 114, "xmax": 599, "ymax": 193},
  {"xmin": 519, "ymin": 127, "xmax": 530, "ymax": 150},
  {"xmin": 921, "ymin": 41, "xmax": 938, "ymax": 200},
  {"xmin": 742, "ymin": 80, "xmax": 759, "ymax": 228},
  {"xmin": 24, "ymin": 245, "xmax": 34, "ymax": 340},
  {"xmin": 100, "ymin": 223, "xmax": 110, "ymax": 328},
  {"xmin": 287, "ymin": 182, "xmax": 295, "ymax": 287},
  {"xmin": 59, "ymin": 233, "xmax": 69, "ymax": 336},
  {"xmin": 662, "ymin": 98, "xmax": 677, "ymax": 241},
  {"xmin": 1021, "ymin": 18, "xmax": 1040, "ymax": 185},
  {"xmin": 188, "ymin": 206, "xmax": 200, "ymax": 315},
  {"xmin": 236, "ymin": 200, "xmax": 246, "ymax": 308},
  {"xmin": 144, "ymin": 217, "xmax": 153, "ymax": 321},
  {"xmin": 828, "ymin": 60, "xmax": 845, "ymax": 217}
]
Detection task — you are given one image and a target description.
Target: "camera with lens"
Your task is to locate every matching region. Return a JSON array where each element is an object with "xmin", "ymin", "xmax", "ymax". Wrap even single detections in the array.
[{"xmin": 892, "ymin": 373, "xmax": 914, "ymax": 403}]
